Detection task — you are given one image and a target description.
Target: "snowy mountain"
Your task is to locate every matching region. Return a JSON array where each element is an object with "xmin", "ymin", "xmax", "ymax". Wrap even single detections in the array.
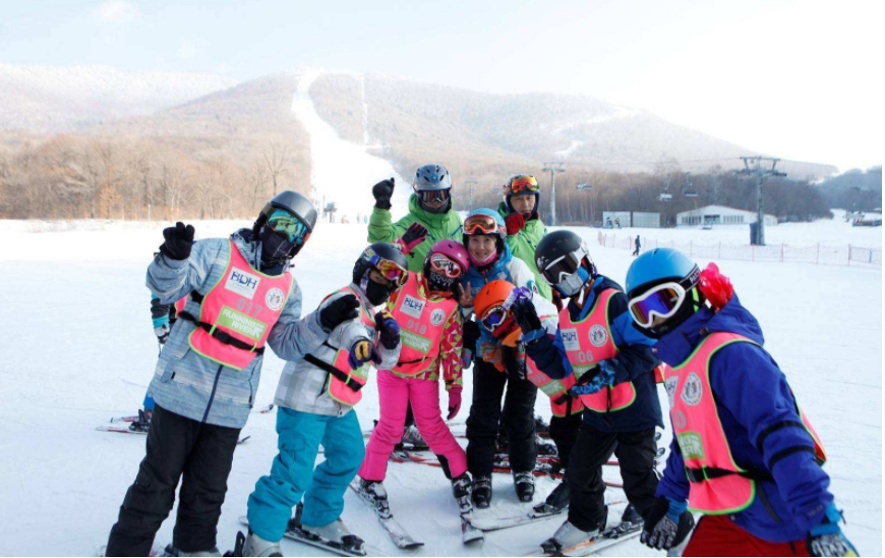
[{"xmin": 0, "ymin": 63, "xmax": 239, "ymax": 133}]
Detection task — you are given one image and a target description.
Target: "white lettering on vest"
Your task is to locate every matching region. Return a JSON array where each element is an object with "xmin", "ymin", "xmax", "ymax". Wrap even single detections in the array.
[{"xmin": 400, "ymin": 295, "xmax": 425, "ymax": 319}]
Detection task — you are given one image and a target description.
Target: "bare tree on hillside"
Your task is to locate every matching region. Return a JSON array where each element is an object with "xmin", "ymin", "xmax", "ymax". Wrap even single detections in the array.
[{"xmin": 264, "ymin": 141, "xmax": 289, "ymax": 197}]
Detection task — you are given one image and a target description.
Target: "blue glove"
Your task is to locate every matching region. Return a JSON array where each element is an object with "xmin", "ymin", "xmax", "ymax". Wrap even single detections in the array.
[
  {"xmin": 348, "ymin": 339, "xmax": 377, "ymax": 370},
  {"xmin": 374, "ymin": 309, "xmax": 400, "ymax": 350},
  {"xmin": 570, "ymin": 362, "xmax": 615, "ymax": 395},
  {"xmin": 807, "ymin": 503, "xmax": 858, "ymax": 557}
]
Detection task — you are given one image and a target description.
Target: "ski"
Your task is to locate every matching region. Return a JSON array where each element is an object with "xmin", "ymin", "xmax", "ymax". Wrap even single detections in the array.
[
  {"xmin": 348, "ymin": 481, "xmax": 424, "ymax": 550},
  {"xmin": 257, "ymin": 403, "xmax": 275, "ymax": 414},
  {"xmin": 533, "ymin": 524, "xmax": 643, "ymax": 557},
  {"xmin": 468, "ymin": 499, "xmax": 628, "ymax": 533},
  {"xmin": 238, "ymin": 516, "xmax": 369, "ymax": 557},
  {"xmin": 96, "ymin": 425, "xmax": 250, "ymax": 444},
  {"xmin": 109, "ymin": 415, "xmax": 140, "ymax": 423},
  {"xmin": 98, "ymin": 544, "xmax": 163, "ymax": 556},
  {"xmin": 461, "ymin": 514, "xmax": 485, "ymax": 545}
]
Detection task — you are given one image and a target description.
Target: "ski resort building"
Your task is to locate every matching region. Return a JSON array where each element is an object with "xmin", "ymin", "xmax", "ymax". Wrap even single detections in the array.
[
  {"xmin": 676, "ymin": 205, "xmax": 777, "ymax": 227},
  {"xmin": 601, "ymin": 211, "xmax": 661, "ymax": 228}
]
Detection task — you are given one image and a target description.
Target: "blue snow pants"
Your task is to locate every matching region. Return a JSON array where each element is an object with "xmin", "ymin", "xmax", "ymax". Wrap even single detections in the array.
[{"xmin": 246, "ymin": 407, "xmax": 365, "ymax": 542}]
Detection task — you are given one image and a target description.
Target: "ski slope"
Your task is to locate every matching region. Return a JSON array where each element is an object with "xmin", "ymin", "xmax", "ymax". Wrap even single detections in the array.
[{"xmin": 0, "ymin": 216, "xmax": 880, "ymax": 556}]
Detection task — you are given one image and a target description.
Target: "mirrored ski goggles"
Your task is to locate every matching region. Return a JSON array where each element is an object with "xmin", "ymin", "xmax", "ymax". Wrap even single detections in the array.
[
  {"xmin": 416, "ymin": 189, "xmax": 451, "ymax": 203},
  {"xmin": 370, "ymin": 255, "xmax": 408, "ymax": 287},
  {"xmin": 429, "ymin": 253, "xmax": 464, "ymax": 279},
  {"xmin": 628, "ymin": 282, "xmax": 688, "ymax": 328},
  {"xmin": 479, "ymin": 305, "xmax": 509, "ymax": 330},
  {"xmin": 539, "ymin": 252, "xmax": 582, "ymax": 286},
  {"xmin": 506, "ymin": 175, "xmax": 539, "ymax": 195},
  {"xmin": 268, "ymin": 209, "xmax": 311, "ymax": 244},
  {"xmin": 463, "ymin": 213, "xmax": 500, "ymax": 235}
]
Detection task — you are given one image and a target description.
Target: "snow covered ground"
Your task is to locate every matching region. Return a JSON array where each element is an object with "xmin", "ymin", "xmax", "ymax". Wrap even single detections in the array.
[{"xmin": 0, "ymin": 216, "xmax": 880, "ymax": 556}]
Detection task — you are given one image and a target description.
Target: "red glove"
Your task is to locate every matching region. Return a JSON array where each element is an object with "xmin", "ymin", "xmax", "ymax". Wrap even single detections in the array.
[
  {"xmin": 698, "ymin": 263, "xmax": 734, "ymax": 312},
  {"xmin": 505, "ymin": 212, "xmax": 525, "ymax": 235},
  {"xmin": 447, "ymin": 386, "xmax": 463, "ymax": 420}
]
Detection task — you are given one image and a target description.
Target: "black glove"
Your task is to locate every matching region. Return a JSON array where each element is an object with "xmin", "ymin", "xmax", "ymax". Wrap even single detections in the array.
[
  {"xmin": 160, "ymin": 222, "xmax": 195, "ymax": 261},
  {"xmin": 511, "ymin": 298, "xmax": 542, "ymax": 335},
  {"xmin": 640, "ymin": 497, "xmax": 694, "ymax": 551},
  {"xmin": 320, "ymin": 294, "xmax": 360, "ymax": 332},
  {"xmin": 372, "ymin": 178, "xmax": 395, "ymax": 210},
  {"xmin": 463, "ymin": 320, "xmax": 481, "ymax": 354}
]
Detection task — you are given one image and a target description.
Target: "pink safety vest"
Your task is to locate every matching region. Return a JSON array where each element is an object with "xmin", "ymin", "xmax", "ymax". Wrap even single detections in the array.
[
  {"xmin": 188, "ymin": 240, "xmax": 293, "ymax": 371},
  {"xmin": 526, "ymin": 357, "xmax": 585, "ymax": 417},
  {"xmin": 559, "ymin": 288, "xmax": 636, "ymax": 413},
  {"xmin": 323, "ymin": 286, "xmax": 377, "ymax": 408},
  {"xmin": 666, "ymin": 332, "xmax": 826, "ymax": 514},
  {"xmin": 388, "ymin": 273, "xmax": 459, "ymax": 377}
]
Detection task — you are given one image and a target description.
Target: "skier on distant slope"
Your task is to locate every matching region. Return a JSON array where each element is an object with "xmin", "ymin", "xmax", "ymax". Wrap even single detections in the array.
[
  {"xmin": 458, "ymin": 209, "xmax": 552, "ymax": 507},
  {"xmin": 367, "ymin": 164, "xmax": 463, "ymax": 448},
  {"xmin": 241, "ymin": 242, "xmax": 406, "ymax": 558},
  {"xmin": 625, "ymin": 249, "xmax": 857, "ymax": 557},
  {"xmin": 106, "ymin": 191, "xmax": 337, "ymax": 557},
  {"xmin": 356, "ymin": 234, "xmax": 475, "ymax": 530},
  {"xmin": 507, "ymin": 230, "xmax": 681, "ymax": 554}
]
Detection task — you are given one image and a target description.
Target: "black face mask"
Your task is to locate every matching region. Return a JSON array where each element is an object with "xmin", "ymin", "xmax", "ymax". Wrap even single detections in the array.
[
  {"xmin": 426, "ymin": 269, "xmax": 456, "ymax": 293},
  {"xmin": 260, "ymin": 226, "xmax": 296, "ymax": 268},
  {"xmin": 361, "ymin": 272, "xmax": 394, "ymax": 306}
]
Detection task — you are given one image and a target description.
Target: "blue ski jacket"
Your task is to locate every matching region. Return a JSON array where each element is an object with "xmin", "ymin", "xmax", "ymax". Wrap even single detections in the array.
[{"xmin": 654, "ymin": 294, "xmax": 833, "ymax": 543}]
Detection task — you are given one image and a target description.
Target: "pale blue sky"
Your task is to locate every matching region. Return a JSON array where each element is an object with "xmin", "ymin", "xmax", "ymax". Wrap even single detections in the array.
[{"xmin": 1, "ymin": 0, "xmax": 881, "ymax": 171}]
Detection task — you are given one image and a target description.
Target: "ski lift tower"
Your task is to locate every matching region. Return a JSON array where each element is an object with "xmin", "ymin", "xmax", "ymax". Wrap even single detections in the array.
[
  {"xmin": 543, "ymin": 162, "xmax": 566, "ymax": 226},
  {"xmin": 738, "ymin": 156, "xmax": 786, "ymax": 246}
]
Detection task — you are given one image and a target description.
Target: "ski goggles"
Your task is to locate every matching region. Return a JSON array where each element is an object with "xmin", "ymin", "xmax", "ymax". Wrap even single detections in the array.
[
  {"xmin": 429, "ymin": 253, "xmax": 464, "ymax": 279},
  {"xmin": 268, "ymin": 209, "xmax": 311, "ymax": 244},
  {"xmin": 539, "ymin": 251, "xmax": 583, "ymax": 286},
  {"xmin": 370, "ymin": 254, "xmax": 409, "ymax": 287},
  {"xmin": 506, "ymin": 175, "xmax": 539, "ymax": 195},
  {"xmin": 627, "ymin": 267, "xmax": 700, "ymax": 328},
  {"xmin": 463, "ymin": 213, "xmax": 500, "ymax": 235},
  {"xmin": 416, "ymin": 189, "xmax": 451, "ymax": 203},
  {"xmin": 479, "ymin": 305, "xmax": 509, "ymax": 330}
]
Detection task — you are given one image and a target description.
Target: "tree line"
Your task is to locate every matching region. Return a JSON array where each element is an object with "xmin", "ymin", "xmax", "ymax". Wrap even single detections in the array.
[{"xmin": 0, "ymin": 135, "xmax": 309, "ymax": 221}]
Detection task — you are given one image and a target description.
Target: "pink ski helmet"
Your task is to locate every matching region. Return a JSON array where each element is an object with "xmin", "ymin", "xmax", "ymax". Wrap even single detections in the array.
[{"xmin": 427, "ymin": 240, "xmax": 470, "ymax": 276}]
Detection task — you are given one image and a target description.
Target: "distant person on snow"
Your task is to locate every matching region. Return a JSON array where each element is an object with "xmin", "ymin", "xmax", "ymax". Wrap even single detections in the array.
[
  {"xmin": 367, "ymin": 164, "xmax": 464, "ymax": 447},
  {"xmin": 242, "ymin": 243, "xmax": 406, "ymax": 558},
  {"xmin": 633, "ymin": 236, "xmax": 641, "ymax": 257},
  {"xmin": 625, "ymin": 250, "xmax": 857, "ymax": 557},
  {"xmin": 105, "ymin": 191, "xmax": 342, "ymax": 557}
]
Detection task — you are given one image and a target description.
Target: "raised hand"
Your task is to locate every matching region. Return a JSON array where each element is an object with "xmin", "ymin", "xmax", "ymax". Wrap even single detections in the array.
[
  {"xmin": 372, "ymin": 178, "xmax": 395, "ymax": 210},
  {"xmin": 160, "ymin": 222, "xmax": 195, "ymax": 260}
]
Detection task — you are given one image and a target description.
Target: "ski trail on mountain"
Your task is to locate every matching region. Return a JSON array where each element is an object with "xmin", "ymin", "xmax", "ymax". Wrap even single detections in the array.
[{"xmin": 291, "ymin": 69, "xmax": 410, "ymax": 224}]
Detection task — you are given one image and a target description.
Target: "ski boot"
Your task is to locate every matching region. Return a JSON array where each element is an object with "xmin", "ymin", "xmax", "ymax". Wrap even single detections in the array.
[
  {"xmin": 471, "ymin": 475, "xmax": 493, "ymax": 509},
  {"xmin": 302, "ymin": 518, "xmax": 365, "ymax": 556},
  {"xmin": 401, "ymin": 425, "xmax": 428, "ymax": 451},
  {"xmin": 242, "ymin": 530, "xmax": 282, "ymax": 557},
  {"xmin": 513, "ymin": 470, "xmax": 535, "ymax": 502},
  {"xmin": 540, "ymin": 516, "xmax": 604, "ymax": 555},
  {"xmin": 163, "ymin": 544, "xmax": 221, "ymax": 557},
  {"xmin": 129, "ymin": 409, "xmax": 151, "ymax": 433},
  {"xmin": 357, "ymin": 478, "xmax": 391, "ymax": 519},
  {"xmin": 451, "ymin": 473, "xmax": 473, "ymax": 512},
  {"xmin": 619, "ymin": 503, "xmax": 643, "ymax": 530},
  {"xmin": 534, "ymin": 415, "xmax": 550, "ymax": 438}
]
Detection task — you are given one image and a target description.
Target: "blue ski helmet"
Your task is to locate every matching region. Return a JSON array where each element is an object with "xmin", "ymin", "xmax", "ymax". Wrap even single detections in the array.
[{"xmin": 625, "ymin": 248, "xmax": 698, "ymax": 299}]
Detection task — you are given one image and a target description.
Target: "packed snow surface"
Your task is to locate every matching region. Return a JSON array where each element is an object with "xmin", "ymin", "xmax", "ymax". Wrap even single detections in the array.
[{"xmin": 0, "ymin": 216, "xmax": 880, "ymax": 556}]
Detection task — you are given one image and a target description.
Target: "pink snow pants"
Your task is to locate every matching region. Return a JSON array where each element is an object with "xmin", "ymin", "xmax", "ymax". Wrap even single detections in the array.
[{"xmin": 359, "ymin": 369, "xmax": 467, "ymax": 481}]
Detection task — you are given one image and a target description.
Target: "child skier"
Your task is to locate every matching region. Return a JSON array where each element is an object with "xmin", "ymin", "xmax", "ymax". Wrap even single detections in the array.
[
  {"xmin": 497, "ymin": 174, "xmax": 553, "ymax": 301},
  {"xmin": 472, "ymin": 280, "xmax": 578, "ymax": 513},
  {"xmin": 625, "ymin": 249, "xmax": 857, "ymax": 557},
  {"xmin": 242, "ymin": 243, "xmax": 408, "ymax": 558},
  {"xmin": 458, "ymin": 208, "xmax": 555, "ymax": 507},
  {"xmin": 509, "ymin": 230, "xmax": 677, "ymax": 554},
  {"xmin": 368, "ymin": 164, "xmax": 464, "ymax": 448},
  {"xmin": 356, "ymin": 236, "xmax": 474, "ymax": 524},
  {"xmin": 106, "ymin": 192, "xmax": 341, "ymax": 557}
]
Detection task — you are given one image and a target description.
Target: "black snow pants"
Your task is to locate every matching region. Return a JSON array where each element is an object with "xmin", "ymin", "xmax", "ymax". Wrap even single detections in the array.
[
  {"xmin": 106, "ymin": 405, "xmax": 241, "ymax": 557},
  {"xmin": 567, "ymin": 423, "xmax": 659, "ymax": 532},
  {"xmin": 548, "ymin": 412, "xmax": 582, "ymax": 471},
  {"xmin": 466, "ymin": 353, "xmax": 538, "ymax": 477}
]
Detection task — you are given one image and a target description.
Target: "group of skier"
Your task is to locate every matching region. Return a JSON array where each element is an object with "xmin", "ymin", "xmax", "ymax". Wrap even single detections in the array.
[{"xmin": 104, "ymin": 163, "xmax": 857, "ymax": 557}]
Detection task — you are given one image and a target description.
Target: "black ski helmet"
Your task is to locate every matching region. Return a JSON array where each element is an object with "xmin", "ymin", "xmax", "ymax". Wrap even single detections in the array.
[
  {"xmin": 352, "ymin": 242, "xmax": 410, "ymax": 286},
  {"xmin": 534, "ymin": 230, "xmax": 597, "ymax": 297},
  {"xmin": 253, "ymin": 190, "xmax": 318, "ymax": 257}
]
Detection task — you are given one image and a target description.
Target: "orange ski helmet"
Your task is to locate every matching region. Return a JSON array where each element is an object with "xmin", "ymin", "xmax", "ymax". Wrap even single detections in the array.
[{"xmin": 475, "ymin": 280, "xmax": 521, "ymax": 346}]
